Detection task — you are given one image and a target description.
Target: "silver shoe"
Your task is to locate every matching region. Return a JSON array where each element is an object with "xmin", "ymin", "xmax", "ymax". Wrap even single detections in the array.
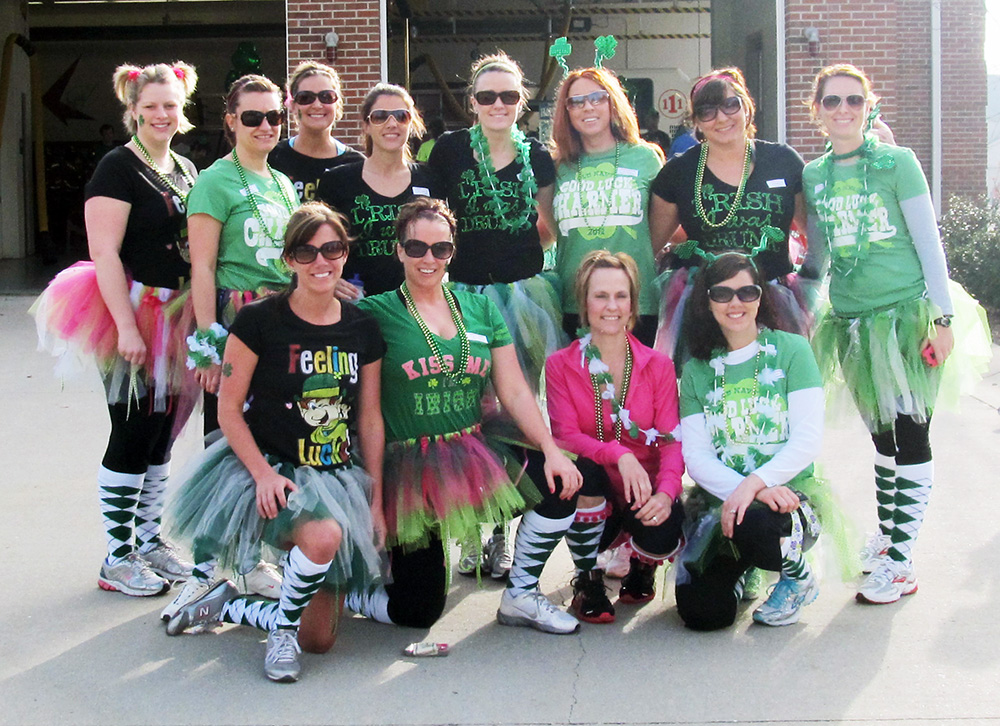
[
  {"xmin": 98, "ymin": 553, "xmax": 169, "ymax": 597},
  {"xmin": 160, "ymin": 577, "xmax": 214, "ymax": 622},
  {"xmin": 166, "ymin": 579, "xmax": 238, "ymax": 636},
  {"xmin": 265, "ymin": 628, "xmax": 302, "ymax": 683},
  {"xmin": 485, "ymin": 532, "xmax": 512, "ymax": 580},
  {"xmin": 141, "ymin": 541, "xmax": 194, "ymax": 582}
]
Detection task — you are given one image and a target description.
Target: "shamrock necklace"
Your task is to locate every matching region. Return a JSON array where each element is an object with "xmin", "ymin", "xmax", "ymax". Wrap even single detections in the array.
[
  {"xmin": 469, "ymin": 124, "xmax": 538, "ymax": 232},
  {"xmin": 400, "ymin": 282, "xmax": 471, "ymax": 383},
  {"xmin": 693, "ymin": 139, "xmax": 753, "ymax": 229},
  {"xmin": 231, "ymin": 150, "xmax": 297, "ymax": 245},
  {"xmin": 131, "ymin": 135, "xmax": 195, "ymax": 201}
]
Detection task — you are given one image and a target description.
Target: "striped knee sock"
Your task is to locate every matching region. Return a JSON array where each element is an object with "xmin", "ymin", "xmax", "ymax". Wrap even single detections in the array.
[
  {"xmin": 874, "ymin": 452, "xmax": 896, "ymax": 538},
  {"xmin": 275, "ymin": 546, "xmax": 332, "ymax": 630},
  {"xmin": 889, "ymin": 461, "xmax": 932, "ymax": 564},
  {"xmin": 222, "ymin": 596, "xmax": 279, "ymax": 631},
  {"xmin": 344, "ymin": 585, "xmax": 391, "ymax": 623},
  {"xmin": 97, "ymin": 466, "xmax": 143, "ymax": 564},
  {"xmin": 506, "ymin": 510, "xmax": 574, "ymax": 596},
  {"xmin": 780, "ymin": 538, "xmax": 811, "ymax": 582},
  {"xmin": 565, "ymin": 502, "xmax": 608, "ymax": 574},
  {"xmin": 136, "ymin": 462, "xmax": 169, "ymax": 554}
]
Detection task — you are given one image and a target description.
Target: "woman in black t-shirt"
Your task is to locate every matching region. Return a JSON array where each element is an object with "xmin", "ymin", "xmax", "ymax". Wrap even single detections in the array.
[
  {"xmin": 317, "ymin": 83, "xmax": 439, "ymax": 298},
  {"xmin": 648, "ymin": 68, "xmax": 809, "ymax": 367},
  {"xmin": 32, "ymin": 62, "xmax": 200, "ymax": 598},
  {"xmin": 268, "ymin": 61, "xmax": 363, "ymax": 203},
  {"xmin": 164, "ymin": 202, "xmax": 384, "ymax": 683}
]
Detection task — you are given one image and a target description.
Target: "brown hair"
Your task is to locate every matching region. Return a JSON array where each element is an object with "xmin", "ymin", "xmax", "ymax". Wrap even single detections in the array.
[
  {"xmin": 550, "ymin": 67, "xmax": 664, "ymax": 166},
  {"xmin": 574, "ymin": 250, "xmax": 641, "ymax": 332},
  {"xmin": 808, "ymin": 63, "xmax": 878, "ymax": 125},
  {"xmin": 359, "ymin": 83, "xmax": 426, "ymax": 158},
  {"xmin": 282, "ymin": 201, "xmax": 354, "ymax": 260},
  {"xmin": 223, "ymin": 74, "xmax": 282, "ymax": 144},
  {"xmin": 112, "ymin": 62, "xmax": 198, "ymax": 136},
  {"xmin": 286, "ymin": 61, "xmax": 344, "ymax": 123},
  {"xmin": 689, "ymin": 67, "xmax": 756, "ymax": 141},
  {"xmin": 394, "ymin": 197, "xmax": 457, "ymax": 243}
]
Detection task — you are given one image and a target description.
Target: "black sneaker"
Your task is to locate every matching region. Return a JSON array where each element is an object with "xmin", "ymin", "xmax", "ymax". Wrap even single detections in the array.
[
  {"xmin": 619, "ymin": 558, "xmax": 657, "ymax": 604},
  {"xmin": 571, "ymin": 569, "xmax": 615, "ymax": 623}
]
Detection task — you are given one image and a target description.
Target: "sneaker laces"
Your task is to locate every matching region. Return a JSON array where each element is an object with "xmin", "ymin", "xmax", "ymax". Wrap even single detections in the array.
[
  {"xmin": 868, "ymin": 558, "xmax": 907, "ymax": 586},
  {"xmin": 861, "ymin": 533, "xmax": 891, "ymax": 559},
  {"xmin": 267, "ymin": 629, "xmax": 301, "ymax": 665},
  {"xmin": 525, "ymin": 588, "xmax": 559, "ymax": 616},
  {"xmin": 125, "ymin": 552, "xmax": 158, "ymax": 577},
  {"xmin": 763, "ymin": 576, "xmax": 803, "ymax": 609}
]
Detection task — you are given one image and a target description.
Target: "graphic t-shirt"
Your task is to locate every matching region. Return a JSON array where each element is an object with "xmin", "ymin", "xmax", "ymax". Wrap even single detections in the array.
[
  {"xmin": 268, "ymin": 138, "xmax": 364, "ymax": 203},
  {"xmin": 229, "ymin": 295, "xmax": 385, "ymax": 470},
  {"xmin": 85, "ymin": 146, "xmax": 196, "ymax": 289},
  {"xmin": 317, "ymin": 161, "xmax": 441, "ymax": 296},
  {"xmin": 680, "ymin": 330, "xmax": 821, "ymax": 476},
  {"xmin": 553, "ymin": 142, "xmax": 662, "ymax": 315},
  {"xmin": 427, "ymin": 128, "xmax": 556, "ymax": 284},
  {"xmin": 803, "ymin": 144, "xmax": 929, "ymax": 316},
  {"xmin": 358, "ymin": 289, "xmax": 512, "ymax": 442},
  {"xmin": 186, "ymin": 157, "xmax": 298, "ymax": 292},
  {"xmin": 651, "ymin": 140, "xmax": 803, "ymax": 278}
]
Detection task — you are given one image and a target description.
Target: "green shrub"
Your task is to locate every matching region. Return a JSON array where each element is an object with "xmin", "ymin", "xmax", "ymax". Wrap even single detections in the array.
[{"xmin": 941, "ymin": 194, "xmax": 1000, "ymax": 311}]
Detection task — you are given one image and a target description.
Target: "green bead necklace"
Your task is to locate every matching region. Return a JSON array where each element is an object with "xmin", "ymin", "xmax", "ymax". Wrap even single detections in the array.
[
  {"xmin": 400, "ymin": 282, "xmax": 471, "ymax": 383},
  {"xmin": 131, "ymin": 135, "xmax": 195, "ymax": 201},
  {"xmin": 575, "ymin": 140, "xmax": 621, "ymax": 233},
  {"xmin": 469, "ymin": 124, "xmax": 538, "ymax": 232},
  {"xmin": 231, "ymin": 150, "xmax": 297, "ymax": 245},
  {"xmin": 693, "ymin": 139, "xmax": 753, "ymax": 230}
]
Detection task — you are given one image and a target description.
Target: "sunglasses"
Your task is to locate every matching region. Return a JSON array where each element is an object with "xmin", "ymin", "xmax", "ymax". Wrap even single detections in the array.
[
  {"xmin": 566, "ymin": 89, "xmax": 611, "ymax": 109},
  {"xmin": 401, "ymin": 240, "xmax": 455, "ymax": 260},
  {"xmin": 289, "ymin": 240, "xmax": 348, "ymax": 264},
  {"xmin": 240, "ymin": 109, "xmax": 285, "ymax": 127},
  {"xmin": 473, "ymin": 90, "xmax": 521, "ymax": 106},
  {"xmin": 708, "ymin": 284, "xmax": 762, "ymax": 304},
  {"xmin": 820, "ymin": 94, "xmax": 867, "ymax": 111},
  {"xmin": 367, "ymin": 108, "xmax": 412, "ymax": 125},
  {"xmin": 694, "ymin": 96, "xmax": 743, "ymax": 123},
  {"xmin": 294, "ymin": 90, "xmax": 339, "ymax": 106}
]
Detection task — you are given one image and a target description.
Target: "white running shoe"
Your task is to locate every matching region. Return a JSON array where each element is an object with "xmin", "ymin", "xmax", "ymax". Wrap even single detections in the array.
[
  {"xmin": 241, "ymin": 561, "xmax": 282, "ymax": 598},
  {"xmin": 141, "ymin": 541, "xmax": 194, "ymax": 582},
  {"xmin": 860, "ymin": 532, "xmax": 892, "ymax": 574},
  {"xmin": 160, "ymin": 577, "xmax": 214, "ymax": 622},
  {"xmin": 98, "ymin": 553, "xmax": 169, "ymax": 597},
  {"xmin": 496, "ymin": 587, "xmax": 580, "ymax": 634},
  {"xmin": 857, "ymin": 559, "xmax": 918, "ymax": 604},
  {"xmin": 265, "ymin": 628, "xmax": 302, "ymax": 683}
]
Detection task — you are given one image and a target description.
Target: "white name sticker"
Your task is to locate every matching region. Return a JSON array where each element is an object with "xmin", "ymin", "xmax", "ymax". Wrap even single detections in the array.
[
  {"xmin": 618, "ymin": 167, "xmax": 639, "ymax": 177},
  {"xmin": 412, "ymin": 187, "xmax": 430, "ymax": 197},
  {"xmin": 766, "ymin": 178, "xmax": 787, "ymax": 189},
  {"xmin": 467, "ymin": 332, "xmax": 489, "ymax": 344},
  {"xmin": 814, "ymin": 183, "xmax": 825, "ymax": 194}
]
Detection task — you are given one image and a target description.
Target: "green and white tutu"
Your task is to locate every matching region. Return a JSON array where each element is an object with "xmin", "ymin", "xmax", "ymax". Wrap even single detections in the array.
[{"xmin": 165, "ymin": 437, "xmax": 381, "ymax": 592}]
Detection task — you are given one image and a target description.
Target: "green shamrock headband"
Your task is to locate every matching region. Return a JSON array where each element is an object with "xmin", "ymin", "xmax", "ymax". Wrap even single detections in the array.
[
  {"xmin": 548, "ymin": 35, "xmax": 618, "ymax": 78},
  {"xmin": 673, "ymin": 225, "xmax": 784, "ymax": 265}
]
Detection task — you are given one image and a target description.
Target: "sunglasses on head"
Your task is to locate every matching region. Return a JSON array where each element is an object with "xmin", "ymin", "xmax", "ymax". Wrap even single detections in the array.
[
  {"xmin": 401, "ymin": 240, "xmax": 455, "ymax": 260},
  {"xmin": 294, "ymin": 90, "xmax": 338, "ymax": 106},
  {"xmin": 820, "ymin": 94, "xmax": 867, "ymax": 111},
  {"xmin": 694, "ymin": 95, "xmax": 743, "ymax": 123},
  {"xmin": 708, "ymin": 284, "xmax": 762, "ymax": 304},
  {"xmin": 566, "ymin": 89, "xmax": 611, "ymax": 109},
  {"xmin": 240, "ymin": 109, "xmax": 285, "ymax": 127},
  {"xmin": 367, "ymin": 108, "xmax": 412, "ymax": 125},
  {"xmin": 473, "ymin": 90, "xmax": 521, "ymax": 106},
  {"xmin": 289, "ymin": 240, "xmax": 348, "ymax": 264}
]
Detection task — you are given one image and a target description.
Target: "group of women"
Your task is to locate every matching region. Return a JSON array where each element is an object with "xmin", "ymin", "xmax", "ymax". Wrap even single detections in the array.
[{"xmin": 31, "ymin": 46, "xmax": 990, "ymax": 683}]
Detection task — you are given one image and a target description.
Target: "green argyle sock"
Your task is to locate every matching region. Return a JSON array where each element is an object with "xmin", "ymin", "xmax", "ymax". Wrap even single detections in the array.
[
  {"xmin": 506, "ymin": 510, "xmax": 574, "ymax": 596},
  {"xmin": 889, "ymin": 461, "xmax": 932, "ymax": 564},
  {"xmin": 97, "ymin": 466, "xmax": 143, "ymax": 564},
  {"xmin": 136, "ymin": 462, "xmax": 169, "ymax": 554},
  {"xmin": 874, "ymin": 452, "xmax": 896, "ymax": 538},
  {"xmin": 275, "ymin": 546, "xmax": 331, "ymax": 630},
  {"xmin": 566, "ymin": 502, "xmax": 608, "ymax": 574}
]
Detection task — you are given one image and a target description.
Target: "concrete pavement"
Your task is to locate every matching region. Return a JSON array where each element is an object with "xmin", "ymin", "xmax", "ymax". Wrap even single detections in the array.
[{"xmin": 2, "ymin": 292, "xmax": 999, "ymax": 726}]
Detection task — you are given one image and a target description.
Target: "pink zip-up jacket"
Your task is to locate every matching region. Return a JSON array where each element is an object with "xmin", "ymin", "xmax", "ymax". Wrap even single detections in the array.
[{"xmin": 545, "ymin": 333, "xmax": 684, "ymax": 502}]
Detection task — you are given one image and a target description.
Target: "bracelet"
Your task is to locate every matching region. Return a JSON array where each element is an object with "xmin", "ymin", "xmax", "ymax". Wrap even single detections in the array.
[
  {"xmin": 186, "ymin": 323, "xmax": 228, "ymax": 369},
  {"xmin": 933, "ymin": 315, "xmax": 953, "ymax": 328}
]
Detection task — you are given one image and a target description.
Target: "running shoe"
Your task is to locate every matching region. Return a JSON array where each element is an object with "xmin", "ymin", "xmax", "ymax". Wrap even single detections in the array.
[{"xmin": 98, "ymin": 553, "xmax": 169, "ymax": 597}]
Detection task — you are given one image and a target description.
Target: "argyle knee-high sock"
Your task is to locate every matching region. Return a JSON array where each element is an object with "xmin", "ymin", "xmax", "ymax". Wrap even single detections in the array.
[
  {"xmin": 97, "ymin": 466, "xmax": 143, "ymax": 564},
  {"xmin": 190, "ymin": 538, "xmax": 218, "ymax": 583},
  {"xmin": 344, "ymin": 585, "xmax": 391, "ymax": 623},
  {"xmin": 565, "ymin": 502, "xmax": 608, "ymax": 574},
  {"xmin": 874, "ymin": 452, "xmax": 896, "ymax": 538},
  {"xmin": 222, "ymin": 596, "xmax": 279, "ymax": 631},
  {"xmin": 889, "ymin": 461, "xmax": 933, "ymax": 565},
  {"xmin": 779, "ymin": 540, "xmax": 812, "ymax": 582},
  {"xmin": 136, "ymin": 462, "xmax": 169, "ymax": 554},
  {"xmin": 506, "ymin": 510, "xmax": 574, "ymax": 596},
  {"xmin": 274, "ymin": 546, "xmax": 332, "ymax": 630}
]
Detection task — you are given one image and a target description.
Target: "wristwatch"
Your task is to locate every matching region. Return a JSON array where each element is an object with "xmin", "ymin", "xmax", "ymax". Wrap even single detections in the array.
[{"xmin": 933, "ymin": 315, "xmax": 953, "ymax": 328}]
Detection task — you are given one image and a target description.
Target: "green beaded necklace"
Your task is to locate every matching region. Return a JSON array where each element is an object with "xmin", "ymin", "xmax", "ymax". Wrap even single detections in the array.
[
  {"xmin": 590, "ymin": 339, "xmax": 633, "ymax": 442},
  {"xmin": 575, "ymin": 140, "xmax": 621, "ymax": 233},
  {"xmin": 131, "ymin": 135, "xmax": 195, "ymax": 201},
  {"xmin": 693, "ymin": 139, "xmax": 753, "ymax": 230},
  {"xmin": 400, "ymin": 282, "xmax": 471, "ymax": 383},
  {"xmin": 231, "ymin": 150, "xmax": 297, "ymax": 245}
]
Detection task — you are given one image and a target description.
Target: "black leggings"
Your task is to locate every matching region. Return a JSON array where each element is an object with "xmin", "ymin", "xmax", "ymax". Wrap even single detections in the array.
[
  {"xmin": 101, "ymin": 399, "xmax": 176, "ymax": 474},
  {"xmin": 675, "ymin": 505, "xmax": 792, "ymax": 631},
  {"xmin": 385, "ymin": 538, "xmax": 447, "ymax": 628},
  {"xmin": 871, "ymin": 413, "xmax": 932, "ymax": 464}
]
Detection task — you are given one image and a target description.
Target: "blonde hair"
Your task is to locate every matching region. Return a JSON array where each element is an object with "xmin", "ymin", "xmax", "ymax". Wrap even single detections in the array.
[
  {"xmin": 808, "ymin": 63, "xmax": 878, "ymax": 125},
  {"xmin": 574, "ymin": 250, "xmax": 641, "ymax": 331},
  {"xmin": 286, "ymin": 61, "xmax": 344, "ymax": 123},
  {"xmin": 468, "ymin": 51, "xmax": 528, "ymax": 106},
  {"xmin": 112, "ymin": 62, "xmax": 197, "ymax": 136}
]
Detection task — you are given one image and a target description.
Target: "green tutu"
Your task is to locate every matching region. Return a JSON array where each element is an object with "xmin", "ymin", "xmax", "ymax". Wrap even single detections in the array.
[{"xmin": 165, "ymin": 437, "xmax": 382, "ymax": 592}]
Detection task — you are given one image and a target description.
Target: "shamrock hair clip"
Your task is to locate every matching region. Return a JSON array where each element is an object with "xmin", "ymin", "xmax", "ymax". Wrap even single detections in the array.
[{"xmin": 673, "ymin": 225, "xmax": 782, "ymax": 265}]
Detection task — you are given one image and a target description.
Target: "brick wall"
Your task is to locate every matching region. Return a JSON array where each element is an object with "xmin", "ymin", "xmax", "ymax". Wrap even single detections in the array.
[
  {"xmin": 784, "ymin": 0, "xmax": 986, "ymax": 204},
  {"xmin": 286, "ymin": 0, "xmax": 383, "ymax": 148}
]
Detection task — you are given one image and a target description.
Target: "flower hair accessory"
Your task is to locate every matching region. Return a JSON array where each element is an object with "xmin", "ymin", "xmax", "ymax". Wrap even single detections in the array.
[
  {"xmin": 128, "ymin": 69, "xmax": 141, "ymax": 82},
  {"xmin": 173, "ymin": 66, "xmax": 186, "ymax": 82}
]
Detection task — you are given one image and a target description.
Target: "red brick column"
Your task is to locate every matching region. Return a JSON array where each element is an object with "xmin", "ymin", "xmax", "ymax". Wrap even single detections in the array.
[{"xmin": 286, "ymin": 0, "xmax": 383, "ymax": 148}]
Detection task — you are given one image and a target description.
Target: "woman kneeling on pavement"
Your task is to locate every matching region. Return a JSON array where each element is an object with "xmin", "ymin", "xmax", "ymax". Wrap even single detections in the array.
[
  {"xmin": 675, "ymin": 250, "xmax": 838, "ymax": 630},
  {"xmin": 163, "ymin": 202, "xmax": 384, "ymax": 683},
  {"xmin": 499, "ymin": 250, "xmax": 685, "ymax": 633}
]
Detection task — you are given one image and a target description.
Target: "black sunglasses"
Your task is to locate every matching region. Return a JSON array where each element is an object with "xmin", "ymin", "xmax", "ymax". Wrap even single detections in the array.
[
  {"xmin": 708, "ymin": 284, "xmax": 762, "ymax": 304},
  {"xmin": 289, "ymin": 240, "xmax": 348, "ymax": 264},
  {"xmin": 566, "ymin": 90, "xmax": 611, "ymax": 109},
  {"xmin": 694, "ymin": 96, "xmax": 743, "ymax": 123},
  {"xmin": 401, "ymin": 240, "xmax": 455, "ymax": 260},
  {"xmin": 367, "ymin": 109, "xmax": 412, "ymax": 125},
  {"xmin": 820, "ymin": 94, "xmax": 867, "ymax": 111},
  {"xmin": 240, "ymin": 109, "xmax": 285, "ymax": 127},
  {"xmin": 474, "ymin": 90, "xmax": 521, "ymax": 106},
  {"xmin": 294, "ymin": 90, "xmax": 339, "ymax": 106}
]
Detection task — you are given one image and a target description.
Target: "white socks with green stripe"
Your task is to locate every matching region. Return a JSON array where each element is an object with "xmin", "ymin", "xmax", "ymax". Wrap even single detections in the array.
[
  {"xmin": 889, "ymin": 461, "xmax": 932, "ymax": 564},
  {"xmin": 136, "ymin": 462, "xmax": 169, "ymax": 554},
  {"xmin": 506, "ymin": 510, "xmax": 575, "ymax": 596},
  {"xmin": 97, "ymin": 466, "xmax": 143, "ymax": 564}
]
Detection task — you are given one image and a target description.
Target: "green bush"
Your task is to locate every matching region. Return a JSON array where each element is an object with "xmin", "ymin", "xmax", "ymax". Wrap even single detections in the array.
[{"xmin": 941, "ymin": 194, "xmax": 1000, "ymax": 311}]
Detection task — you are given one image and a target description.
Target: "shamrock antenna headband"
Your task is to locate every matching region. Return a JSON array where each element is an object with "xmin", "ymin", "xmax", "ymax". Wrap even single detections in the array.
[
  {"xmin": 548, "ymin": 35, "xmax": 619, "ymax": 78},
  {"xmin": 673, "ymin": 225, "xmax": 784, "ymax": 265}
]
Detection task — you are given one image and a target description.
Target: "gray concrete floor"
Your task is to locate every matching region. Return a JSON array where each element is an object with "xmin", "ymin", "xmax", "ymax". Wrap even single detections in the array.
[{"xmin": 2, "ymin": 292, "xmax": 1000, "ymax": 726}]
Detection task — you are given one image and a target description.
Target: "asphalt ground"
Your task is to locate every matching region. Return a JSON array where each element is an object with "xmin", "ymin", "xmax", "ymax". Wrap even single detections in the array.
[{"xmin": 2, "ymin": 292, "xmax": 999, "ymax": 726}]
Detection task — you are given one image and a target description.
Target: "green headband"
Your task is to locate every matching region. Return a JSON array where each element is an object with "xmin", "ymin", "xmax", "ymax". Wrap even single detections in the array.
[
  {"xmin": 548, "ymin": 35, "xmax": 619, "ymax": 78},
  {"xmin": 673, "ymin": 225, "xmax": 784, "ymax": 265}
]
